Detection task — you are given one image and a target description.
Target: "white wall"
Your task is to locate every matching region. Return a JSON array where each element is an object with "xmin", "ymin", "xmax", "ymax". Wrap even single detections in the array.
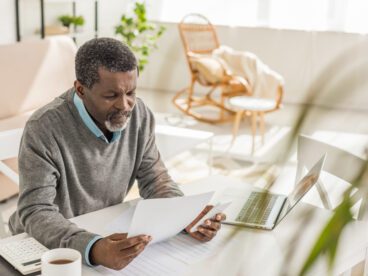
[
  {"xmin": 0, "ymin": 0, "xmax": 16, "ymax": 44},
  {"xmin": 140, "ymin": 23, "xmax": 368, "ymax": 110},
  {"xmin": 0, "ymin": 0, "xmax": 129, "ymax": 44},
  {"xmin": 1, "ymin": 1, "xmax": 368, "ymax": 110}
]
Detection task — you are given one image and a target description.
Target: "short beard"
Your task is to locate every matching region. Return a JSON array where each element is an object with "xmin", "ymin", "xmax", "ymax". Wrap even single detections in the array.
[{"xmin": 104, "ymin": 111, "xmax": 132, "ymax": 132}]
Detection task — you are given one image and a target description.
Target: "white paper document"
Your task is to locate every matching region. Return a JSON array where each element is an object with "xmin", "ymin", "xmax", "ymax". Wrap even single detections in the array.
[
  {"xmin": 95, "ymin": 191, "xmax": 233, "ymax": 275},
  {"xmin": 105, "ymin": 205, "xmax": 137, "ymax": 234},
  {"xmin": 128, "ymin": 192, "xmax": 214, "ymax": 243},
  {"xmin": 94, "ymin": 231, "xmax": 230, "ymax": 276},
  {"xmin": 190, "ymin": 201, "xmax": 232, "ymax": 231}
]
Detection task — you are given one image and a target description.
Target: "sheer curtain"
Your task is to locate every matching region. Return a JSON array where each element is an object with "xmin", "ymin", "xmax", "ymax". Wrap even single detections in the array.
[{"xmin": 148, "ymin": 0, "xmax": 368, "ymax": 34}]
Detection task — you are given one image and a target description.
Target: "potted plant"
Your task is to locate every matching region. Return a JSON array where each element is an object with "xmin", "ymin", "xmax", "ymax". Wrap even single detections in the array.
[
  {"xmin": 73, "ymin": 16, "xmax": 85, "ymax": 32},
  {"xmin": 58, "ymin": 15, "xmax": 85, "ymax": 31},
  {"xmin": 115, "ymin": 2, "xmax": 165, "ymax": 72},
  {"xmin": 58, "ymin": 15, "xmax": 74, "ymax": 28}
]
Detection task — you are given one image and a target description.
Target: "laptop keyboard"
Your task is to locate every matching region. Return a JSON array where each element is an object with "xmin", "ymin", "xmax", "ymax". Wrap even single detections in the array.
[{"xmin": 236, "ymin": 191, "xmax": 277, "ymax": 225}]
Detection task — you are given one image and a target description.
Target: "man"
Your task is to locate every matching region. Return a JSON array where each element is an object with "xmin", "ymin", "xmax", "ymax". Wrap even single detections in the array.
[{"xmin": 9, "ymin": 38, "xmax": 225, "ymax": 270}]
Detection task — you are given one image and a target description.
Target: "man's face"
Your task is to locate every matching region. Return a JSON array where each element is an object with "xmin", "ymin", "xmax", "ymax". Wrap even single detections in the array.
[{"xmin": 75, "ymin": 67, "xmax": 137, "ymax": 134}]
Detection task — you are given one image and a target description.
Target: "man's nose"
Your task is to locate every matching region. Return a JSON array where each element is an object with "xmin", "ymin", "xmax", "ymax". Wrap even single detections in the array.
[{"xmin": 115, "ymin": 95, "xmax": 131, "ymax": 111}]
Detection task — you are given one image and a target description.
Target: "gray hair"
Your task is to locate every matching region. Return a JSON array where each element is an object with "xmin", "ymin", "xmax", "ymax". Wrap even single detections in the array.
[{"xmin": 75, "ymin": 37, "xmax": 137, "ymax": 89}]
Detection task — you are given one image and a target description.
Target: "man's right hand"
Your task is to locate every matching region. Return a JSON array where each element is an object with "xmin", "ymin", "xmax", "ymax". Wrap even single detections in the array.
[{"xmin": 90, "ymin": 233, "xmax": 151, "ymax": 270}]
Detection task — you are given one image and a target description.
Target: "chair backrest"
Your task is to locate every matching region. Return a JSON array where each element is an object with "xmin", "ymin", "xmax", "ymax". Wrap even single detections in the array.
[
  {"xmin": 0, "ymin": 128, "xmax": 23, "ymax": 185},
  {"xmin": 296, "ymin": 134, "xmax": 367, "ymax": 219},
  {"xmin": 179, "ymin": 14, "xmax": 221, "ymax": 77},
  {"xmin": 296, "ymin": 134, "xmax": 366, "ymax": 185},
  {"xmin": 179, "ymin": 13, "xmax": 220, "ymax": 55}
]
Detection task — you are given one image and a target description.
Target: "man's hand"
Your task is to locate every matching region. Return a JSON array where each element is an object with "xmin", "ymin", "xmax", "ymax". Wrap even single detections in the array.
[
  {"xmin": 90, "ymin": 233, "xmax": 151, "ymax": 270},
  {"xmin": 185, "ymin": 205, "xmax": 226, "ymax": 242}
]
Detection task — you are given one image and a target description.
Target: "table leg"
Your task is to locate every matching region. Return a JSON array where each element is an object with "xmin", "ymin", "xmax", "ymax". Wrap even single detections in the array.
[{"xmin": 232, "ymin": 110, "xmax": 244, "ymax": 145}]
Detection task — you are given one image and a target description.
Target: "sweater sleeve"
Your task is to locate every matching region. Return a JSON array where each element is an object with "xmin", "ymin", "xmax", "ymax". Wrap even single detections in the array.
[
  {"xmin": 12, "ymin": 121, "xmax": 99, "ymax": 264},
  {"xmin": 136, "ymin": 107, "xmax": 184, "ymax": 199}
]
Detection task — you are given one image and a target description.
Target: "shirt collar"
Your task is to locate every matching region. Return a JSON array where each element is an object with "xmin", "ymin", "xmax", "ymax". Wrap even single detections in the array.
[{"xmin": 73, "ymin": 91, "xmax": 121, "ymax": 143}]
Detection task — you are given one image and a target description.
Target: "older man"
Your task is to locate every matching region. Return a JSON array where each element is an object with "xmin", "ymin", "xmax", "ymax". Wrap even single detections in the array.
[{"xmin": 9, "ymin": 38, "xmax": 225, "ymax": 270}]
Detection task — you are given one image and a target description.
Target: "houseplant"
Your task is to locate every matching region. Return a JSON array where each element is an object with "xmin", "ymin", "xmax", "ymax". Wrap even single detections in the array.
[
  {"xmin": 58, "ymin": 15, "xmax": 85, "ymax": 31},
  {"xmin": 58, "ymin": 15, "xmax": 74, "ymax": 28},
  {"xmin": 115, "ymin": 2, "xmax": 165, "ymax": 71}
]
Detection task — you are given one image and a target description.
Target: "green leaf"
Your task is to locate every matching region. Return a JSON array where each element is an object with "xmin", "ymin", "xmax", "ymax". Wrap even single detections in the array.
[
  {"xmin": 114, "ymin": 1, "xmax": 166, "ymax": 72},
  {"xmin": 300, "ymin": 198, "xmax": 353, "ymax": 275},
  {"xmin": 58, "ymin": 14, "xmax": 85, "ymax": 28}
]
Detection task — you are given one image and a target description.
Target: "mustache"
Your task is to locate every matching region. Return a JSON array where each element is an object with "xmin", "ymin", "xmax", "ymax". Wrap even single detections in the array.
[{"xmin": 107, "ymin": 110, "xmax": 132, "ymax": 119}]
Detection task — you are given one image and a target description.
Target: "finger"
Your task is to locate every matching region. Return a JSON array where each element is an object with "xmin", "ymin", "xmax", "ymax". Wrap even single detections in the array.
[
  {"xmin": 190, "ymin": 231, "xmax": 211, "ymax": 242},
  {"xmin": 113, "ymin": 235, "xmax": 151, "ymax": 250},
  {"xmin": 203, "ymin": 205, "xmax": 214, "ymax": 212},
  {"xmin": 107, "ymin": 233, "xmax": 128, "ymax": 240},
  {"xmin": 119, "ymin": 241, "xmax": 148, "ymax": 259},
  {"xmin": 213, "ymin": 213, "xmax": 226, "ymax": 221},
  {"xmin": 185, "ymin": 205, "xmax": 214, "ymax": 232},
  {"xmin": 201, "ymin": 219, "xmax": 221, "ymax": 231},
  {"xmin": 197, "ymin": 226, "xmax": 216, "ymax": 240}
]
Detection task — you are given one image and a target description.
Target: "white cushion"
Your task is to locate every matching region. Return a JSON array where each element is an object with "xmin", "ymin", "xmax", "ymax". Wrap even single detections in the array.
[
  {"xmin": 229, "ymin": 96, "xmax": 276, "ymax": 111},
  {"xmin": 188, "ymin": 53, "xmax": 225, "ymax": 84}
]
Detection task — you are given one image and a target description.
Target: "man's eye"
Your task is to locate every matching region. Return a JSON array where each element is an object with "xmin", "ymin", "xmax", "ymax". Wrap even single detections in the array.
[
  {"xmin": 104, "ymin": 95, "xmax": 116, "ymax": 99},
  {"xmin": 127, "ymin": 92, "xmax": 136, "ymax": 97}
]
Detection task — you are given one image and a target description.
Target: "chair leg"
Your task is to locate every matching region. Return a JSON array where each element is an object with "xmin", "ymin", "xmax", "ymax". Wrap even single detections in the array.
[
  {"xmin": 357, "ymin": 196, "xmax": 368, "ymax": 220},
  {"xmin": 186, "ymin": 79, "xmax": 196, "ymax": 111},
  {"xmin": 251, "ymin": 111, "xmax": 257, "ymax": 154},
  {"xmin": 220, "ymin": 93, "xmax": 225, "ymax": 120},
  {"xmin": 315, "ymin": 180, "xmax": 333, "ymax": 210},
  {"xmin": 259, "ymin": 111, "xmax": 265, "ymax": 145},
  {"xmin": 232, "ymin": 110, "xmax": 244, "ymax": 145}
]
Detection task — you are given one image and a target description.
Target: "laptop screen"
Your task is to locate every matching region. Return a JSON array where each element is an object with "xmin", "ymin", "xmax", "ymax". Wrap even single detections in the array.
[{"xmin": 275, "ymin": 154, "xmax": 326, "ymax": 224}]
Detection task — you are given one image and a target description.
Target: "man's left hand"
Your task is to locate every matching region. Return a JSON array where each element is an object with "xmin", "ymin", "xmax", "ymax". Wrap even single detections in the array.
[{"xmin": 185, "ymin": 205, "xmax": 226, "ymax": 242}]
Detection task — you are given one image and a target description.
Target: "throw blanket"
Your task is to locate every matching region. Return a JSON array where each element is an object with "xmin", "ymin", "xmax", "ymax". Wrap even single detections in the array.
[{"xmin": 213, "ymin": 45, "xmax": 284, "ymax": 99}]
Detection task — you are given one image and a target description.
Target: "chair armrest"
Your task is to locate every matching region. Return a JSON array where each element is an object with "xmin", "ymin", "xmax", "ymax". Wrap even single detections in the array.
[{"xmin": 0, "ymin": 161, "xmax": 19, "ymax": 185}]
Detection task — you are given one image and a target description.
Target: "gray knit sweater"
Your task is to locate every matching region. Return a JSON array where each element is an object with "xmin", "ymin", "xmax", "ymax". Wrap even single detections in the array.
[{"xmin": 9, "ymin": 89, "xmax": 183, "ymax": 263}]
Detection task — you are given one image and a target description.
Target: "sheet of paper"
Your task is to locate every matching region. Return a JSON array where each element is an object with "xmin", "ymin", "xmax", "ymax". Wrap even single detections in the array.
[
  {"xmin": 190, "ymin": 201, "xmax": 232, "ymax": 231},
  {"xmin": 93, "ymin": 231, "xmax": 229, "ymax": 276},
  {"xmin": 128, "ymin": 192, "xmax": 214, "ymax": 243},
  {"xmin": 105, "ymin": 205, "xmax": 137, "ymax": 234}
]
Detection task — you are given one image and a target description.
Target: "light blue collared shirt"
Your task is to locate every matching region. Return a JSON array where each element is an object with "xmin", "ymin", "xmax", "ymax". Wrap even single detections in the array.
[
  {"xmin": 73, "ymin": 91, "xmax": 121, "ymax": 266},
  {"xmin": 73, "ymin": 91, "xmax": 121, "ymax": 143},
  {"xmin": 84, "ymin": 236, "xmax": 102, "ymax": 266}
]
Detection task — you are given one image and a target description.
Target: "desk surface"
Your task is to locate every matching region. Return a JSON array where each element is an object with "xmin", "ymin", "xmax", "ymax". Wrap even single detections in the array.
[
  {"xmin": 1, "ymin": 175, "xmax": 367, "ymax": 276},
  {"xmin": 71, "ymin": 175, "xmax": 368, "ymax": 276},
  {"xmin": 155, "ymin": 124, "xmax": 213, "ymax": 161}
]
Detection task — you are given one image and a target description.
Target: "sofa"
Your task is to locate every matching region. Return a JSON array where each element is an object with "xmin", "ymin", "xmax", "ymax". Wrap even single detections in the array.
[{"xmin": 0, "ymin": 36, "xmax": 77, "ymax": 201}]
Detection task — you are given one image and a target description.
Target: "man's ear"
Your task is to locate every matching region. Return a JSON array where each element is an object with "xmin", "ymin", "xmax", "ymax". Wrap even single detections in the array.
[{"xmin": 74, "ymin": 80, "xmax": 85, "ymax": 98}]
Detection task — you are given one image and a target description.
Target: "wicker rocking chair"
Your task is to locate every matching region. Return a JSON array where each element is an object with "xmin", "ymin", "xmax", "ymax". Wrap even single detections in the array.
[{"xmin": 173, "ymin": 13, "xmax": 251, "ymax": 124}]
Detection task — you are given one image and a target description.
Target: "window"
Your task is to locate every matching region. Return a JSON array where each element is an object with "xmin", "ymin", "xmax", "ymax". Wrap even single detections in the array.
[{"xmin": 148, "ymin": 0, "xmax": 368, "ymax": 34}]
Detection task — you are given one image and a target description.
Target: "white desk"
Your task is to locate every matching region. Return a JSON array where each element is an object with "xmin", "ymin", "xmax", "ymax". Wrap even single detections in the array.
[
  {"xmin": 155, "ymin": 124, "xmax": 213, "ymax": 161},
  {"xmin": 70, "ymin": 175, "xmax": 368, "ymax": 276}
]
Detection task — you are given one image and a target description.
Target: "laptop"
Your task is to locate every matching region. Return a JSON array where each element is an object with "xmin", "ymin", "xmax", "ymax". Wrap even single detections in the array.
[{"xmin": 223, "ymin": 154, "xmax": 326, "ymax": 230}]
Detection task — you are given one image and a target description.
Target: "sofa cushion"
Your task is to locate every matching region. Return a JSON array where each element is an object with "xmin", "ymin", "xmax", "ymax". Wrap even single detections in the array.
[{"xmin": 0, "ymin": 36, "xmax": 76, "ymax": 119}]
